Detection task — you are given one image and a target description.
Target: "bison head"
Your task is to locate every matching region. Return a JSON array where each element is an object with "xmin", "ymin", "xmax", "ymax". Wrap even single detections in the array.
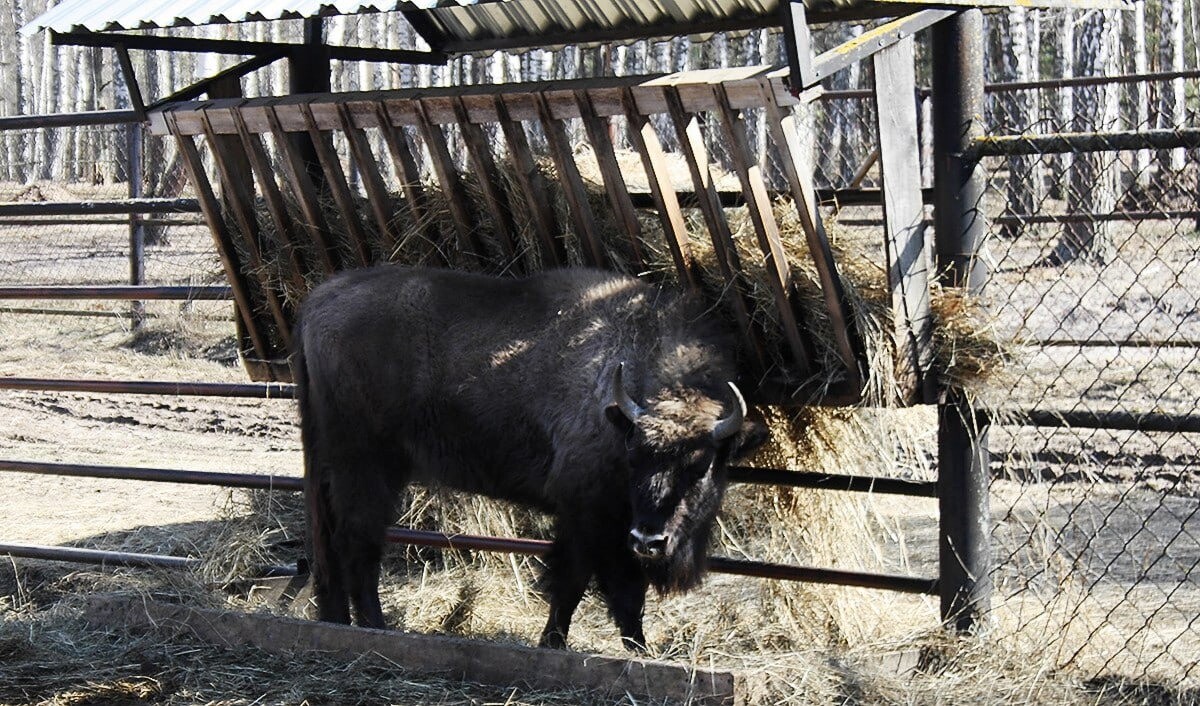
[{"xmin": 605, "ymin": 363, "xmax": 767, "ymax": 593}]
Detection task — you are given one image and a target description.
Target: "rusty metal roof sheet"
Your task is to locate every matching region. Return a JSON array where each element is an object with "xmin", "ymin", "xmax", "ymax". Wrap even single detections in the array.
[{"xmin": 21, "ymin": 0, "xmax": 1128, "ymax": 46}]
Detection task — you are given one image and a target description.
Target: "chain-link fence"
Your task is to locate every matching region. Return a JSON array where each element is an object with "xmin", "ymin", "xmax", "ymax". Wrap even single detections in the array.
[
  {"xmin": 977, "ymin": 68, "xmax": 1200, "ymax": 685},
  {"xmin": 0, "ymin": 122, "xmax": 219, "ymax": 291}
]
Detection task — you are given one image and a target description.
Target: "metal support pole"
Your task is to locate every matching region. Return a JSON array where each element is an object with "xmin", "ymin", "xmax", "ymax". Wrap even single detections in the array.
[
  {"xmin": 127, "ymin": 123, "xmax": 146, "ymax": 328},
  {"xmin": 931, "ymin": 9, "xmax": 991, "ymax": 632}
]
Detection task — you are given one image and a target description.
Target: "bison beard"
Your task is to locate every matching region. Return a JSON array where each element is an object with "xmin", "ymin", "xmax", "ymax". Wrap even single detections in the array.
[{"xmin": 294, "ymin": 266, "xmax": 766, "ymax": 651}]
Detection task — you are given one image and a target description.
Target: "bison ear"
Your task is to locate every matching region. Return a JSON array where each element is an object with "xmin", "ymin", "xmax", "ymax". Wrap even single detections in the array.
[{"xmin": 728, "ymin": 419, "xmax": 769, "ymax": 460}]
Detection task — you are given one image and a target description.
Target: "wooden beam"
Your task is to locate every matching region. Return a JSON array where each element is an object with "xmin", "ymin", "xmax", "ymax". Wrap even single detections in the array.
[
  {"xmin": 780, "ymin": 1, "xmax": 815, "ymax": 95},
  {"xmin": 801, "ymin": 9, "xmax": 957, "ymax": 89},
  {"xmin": 336, "ymin": 103, "xmax": 399, "ymax": 257},
  {"xmin": 662, "ymin": 86, "xmax": 768, "ymax": 375},
  {"xmin": 375, "ymin": 102, "xmax": 448, "ymax": 267},
  {"xmin": 711, "ymin": 84, "xmax": 815, "ymax": 374},
  {"xmin": 299, "ymin": 102, "xmax": 372, "ymax": 267},
  {"xmin": 265, "ymin": 106, "xmax": 338, "ymax": 274},
  {"xmin": 452, "ymin": 97, "xmax": 521, "ymax": 268},
  {"xmin": 199, "ymin": 109, "xmax": 293, "ymax": 349},
  {"xmin": 147, "ymin": 51, "xmax": 286, "ymax": 111},
  {"xmin": 534, "ymin": 93, "xmax": 607, "ymax": 269},
  {"xmin": 494, "ymin": 95, "xmax": 567, "ymax": 269},
  {"xmin": 414, "ymin": 99, "xmax": 487, "ymax": 265},
  {"xmin": 620, "ymin": 88, "xmax": 697, "ymax": 290},
  {"xmin": 230, "ymin": 108, "xmax": 309, "ymax": 297},
  {"xmin": 85, "ymin": 595, "xmax": 740, "ymax": 706},
  {"xmin": 575, "ymin": 90, "xmax": 646, "ymax": 271},
  {"xmin": 761, "ymin": 83, "xmax": 865, "ymax": 393},
  {"xmin": 873, "ymin": 38, "xmax": 935, "ymax": 404},
  {"xmin": 147, "ymin": 67, "xmax": 807, "ymax": 136},
  {"xmin": 114, "ymin": 44, "xmax": 146, "ymax": 122},
  {"xmin": 166, "ymin": 115, "xmax": 270, "ymax": 364}
]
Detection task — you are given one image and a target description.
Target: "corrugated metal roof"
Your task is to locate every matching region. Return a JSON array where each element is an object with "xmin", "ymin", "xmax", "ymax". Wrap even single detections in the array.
[{"xmin": 19, "ymin": 0, "xmax": 788, "ymax": 46}]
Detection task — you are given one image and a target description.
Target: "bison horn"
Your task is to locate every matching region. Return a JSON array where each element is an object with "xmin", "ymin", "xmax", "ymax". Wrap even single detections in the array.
[
  {"xmin": 712, "ymin": 382, "xmax": 747, "ymax": 442},
  {"xmin": 609, "ymin": 362, "xmax": 644, "ymax": 423}
]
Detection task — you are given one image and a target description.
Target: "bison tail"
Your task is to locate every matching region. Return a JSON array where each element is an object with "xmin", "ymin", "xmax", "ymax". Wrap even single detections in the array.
[{"xmin": 294, "ymin": 331, "xmax": 350, "ymax": 623}]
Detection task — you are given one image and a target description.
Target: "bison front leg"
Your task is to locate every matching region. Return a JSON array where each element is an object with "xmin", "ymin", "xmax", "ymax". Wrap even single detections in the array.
[
  {"xmin": 596, "ymin": 537, "xmax": 649, "ymax": 651},
  {"xmin": 538, "ymin": 521, "xmax": 594, "ymax": 649}
]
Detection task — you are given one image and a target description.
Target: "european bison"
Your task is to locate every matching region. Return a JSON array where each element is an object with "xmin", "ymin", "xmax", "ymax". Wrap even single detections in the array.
[{"xmin": 293, "ymin": 266, "xmax": 766, "ymax": 650}]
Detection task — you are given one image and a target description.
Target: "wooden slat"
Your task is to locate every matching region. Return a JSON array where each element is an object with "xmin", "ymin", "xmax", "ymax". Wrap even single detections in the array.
[
  {"xmin": 299, "ymin": 103, "xmax": 372, "ymax": 267},
  {"xmin": 760, "ymin": 82, "xmax": 865, "ymax": 393},
  {"xmin": 452, "ymin": 97, "xmax": 521, "ymax": 267},
  {"xmin": 230, "ymin": 108, "xmax": 310, "ymax": 295},
  {"xmin": 533, "ymin": 93, "xmax": 607, "ymax": 269},
  {"xmin": 264, "ymin": 106, "xmax": 338, "ymax": 274},
  {"xmin": 574, "ymin": 90, "xmax": 646, "ymax": 271},
  {"xmin": 414, "ymin": 98, "xmax": 486, "ymax": 265},
  {"xmin": 166, "ymin": 115, "xmax": 270, "ymax": 364},
  {"xmin": 873, "ymin": 38, "xmax": 934, "ymax": 404},
  {"xmin": 661, "ymin": 86, "xmax": 769, "ymax": 374},
  {"xmin": 147, "ymin": 68, "xmax": 806, "ymax": 136},
  {"xmin": 711, "ymin": 85, "xmax": 815, "ymax": 374},
  {"xmin": 375, "ymin": 102, "xmax": 447, "ymax": 267},
  {"xmin": 620, "ymin": 88, "xmax": 698, "ymax": 291},
  {"xmin": 200, "ymin": 109, "xmax": 293, "ymax": 349},
  {"xmin": 336, "ymin": 103, "xmax": 399, "ymax": 258},
  {"xmin": 494, "ymin": 95, "xmax": 566, "ymax": 268}
]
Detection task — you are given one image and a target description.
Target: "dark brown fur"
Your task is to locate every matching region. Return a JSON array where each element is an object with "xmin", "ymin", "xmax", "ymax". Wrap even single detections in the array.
[{"xmin": 294, "ymin": 266, "xmax": 766, "ymax": 650}]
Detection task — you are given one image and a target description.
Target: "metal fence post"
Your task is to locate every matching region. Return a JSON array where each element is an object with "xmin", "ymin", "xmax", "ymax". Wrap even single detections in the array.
[
  {"xmin": 931, "ymin": 8, "xmax": 991, "ymax": 631},
  {"xmin": 127, "ymin": 122, "xmax": 146, "ymax": 328}
]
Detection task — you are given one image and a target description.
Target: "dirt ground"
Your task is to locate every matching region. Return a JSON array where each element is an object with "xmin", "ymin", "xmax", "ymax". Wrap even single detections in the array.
[{"xmin": 2, "ymin": 180, "xmax": 1200, "ymax": 701}]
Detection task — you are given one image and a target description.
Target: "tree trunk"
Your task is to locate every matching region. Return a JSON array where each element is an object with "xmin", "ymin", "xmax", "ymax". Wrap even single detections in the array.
[
  {"xmin": 1052, "ymin": 9, "xmax": 1121, "ymax": 265},
  {"xmin": 1048, "ymin": 10, "xmax": 1075, "ymax": 200},
  {"xmin": 1157, "ymin": 0, "xmax": 1187, "ymax": 180},
  {"xmin": 992, "ymin": 8, "xmax": 1038, "ymax": 238}
]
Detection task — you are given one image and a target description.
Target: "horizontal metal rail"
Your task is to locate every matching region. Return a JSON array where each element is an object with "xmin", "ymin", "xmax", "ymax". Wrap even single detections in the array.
[
  {"xmin": 992, "ymin": 409, "xmax": 1200, "ymax": 434},
  {"xmin": 0, "ymin": 459, "xmax": 304, "ymax": 490},
  {"xmin": 0, "ymin": 542, "xmax": 200, "ymax": 570},
  {"xmin": 972, "ymin": 128, "xmax": 1200, "ymax": 157},
  {"xmin": 0, "ymin": 460, "xmax": 937, "ymax": 593},
  {"xmin": 993, "ymin": 209, "xmax": 1200, "ymax": 225},
  {"xmin": 1030, "ymin": 338, "xmax": 1200, "ymax": 348},
  {"xmin": 0, "ymin": 377, "xmax": 292, "ymax": 398},
  {"xmin": 0, "ymin": 542, "xmax": 298, "ymax": 577},
  {"xmin": 0, "ymin": 198, "xmax": 201, "ymax": 217},
  {"xmin": 0, "ymin": 285, "xmax": 232, "ymax": 301},
  {"xmin": 384, "ymin": 528, "xmax": 939, "ymax": 594},
  {"xmin": 0, "ymin": 109, "xmax": 141, "ymax": 130},
  {"xmin": 0, "ymin": 217, "xmax": 204, "ymax": 227},
  {"xmin": 819, "ymin": 69, "xmax": 1200, "ymax": 100},
  {"xmin": 729, "ymin": 466, "xmax": 937, "ymax": 497}
]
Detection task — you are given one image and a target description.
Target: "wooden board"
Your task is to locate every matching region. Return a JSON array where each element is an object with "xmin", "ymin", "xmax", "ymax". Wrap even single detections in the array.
[
  {"xmin": 873, "ymin": 38, "xmax": 935, "ymax": 404},
  {"xmin": 85, "ymin": 594, "xmax": 742, "ymax": 706}
]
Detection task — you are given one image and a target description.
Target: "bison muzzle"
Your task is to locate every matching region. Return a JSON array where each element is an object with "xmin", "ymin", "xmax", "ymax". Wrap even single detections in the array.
[{"xmin": 293, "ymin": 266, "xmax": 766, "ymax": 650}]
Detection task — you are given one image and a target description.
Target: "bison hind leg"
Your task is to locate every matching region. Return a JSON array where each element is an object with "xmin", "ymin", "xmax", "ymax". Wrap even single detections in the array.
[
  {"xmin": 328, "ymin": 458, "xmax": 404, "ymax": 630},
  {"xmin": 308, "ymin": 475, "xmax": 352, "ymax": 625}
]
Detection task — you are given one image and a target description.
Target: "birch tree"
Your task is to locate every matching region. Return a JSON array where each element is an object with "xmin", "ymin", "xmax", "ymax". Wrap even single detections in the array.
[
  {"xmin": 992, "ymin": 8, "xmax": 1038, "ymax": 238},
  {"xmin": 1157, "ymin": 0, "xmax": 1187, "ymax": 179},
  {"xmin": 1052, "ymin": 9, "xmax": 1122, "ymax": 264}
]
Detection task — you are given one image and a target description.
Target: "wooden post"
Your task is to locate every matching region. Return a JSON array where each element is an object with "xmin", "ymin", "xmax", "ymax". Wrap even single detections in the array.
[
  {"xmin": 873, "ymin": 37, "xmax": 934, "ymax": 405},
  {"xmin": 126, "ymin": 123, "xmax": 145, "ymax": 328}
]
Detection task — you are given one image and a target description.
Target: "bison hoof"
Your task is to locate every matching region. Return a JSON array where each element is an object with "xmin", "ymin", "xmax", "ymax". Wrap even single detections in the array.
[
  {"xmin": 621, "ymin": 634, "xmax": 649, "ymax": 653},
  {"xmin": 538, "ymin": 630, "xmax": 568, "ymax": 650}
]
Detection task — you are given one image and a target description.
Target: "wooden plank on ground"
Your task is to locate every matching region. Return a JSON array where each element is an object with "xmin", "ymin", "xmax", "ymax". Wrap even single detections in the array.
[
  {"xmin": 620, "ymin": 87, "xmax": 698, "ymax": 290},
  {"xmin": 534, "ymin": 93, "xmax": 607, "ymax": 268},
  {"xmin": 662, "ymin": 86, "xmax": 769, "ymax": 375},
  {"xmin": 85, "ymin": 594, "xmax": 741, "ymax": 706},
  {"xmin": 761, "ymin": 82, "xmax": 865, "ymax": 396},
  {"xmin": 494, "ymin": 95, "xmax": 566, "ymax": 268},
  {"xmin": 299, "ymin": 102, "xmax": 372, "ymax": 267},
  {"xmin": 711, "ymin": 84, "xmax": 815, "ymax": 374},
  {"xmin": 337, "ymin": 103, "xmax": 399, "ymax": 258},
  {"xmin": 873, "ymin": 37, "xmax": 934, "ymax": 405}
]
